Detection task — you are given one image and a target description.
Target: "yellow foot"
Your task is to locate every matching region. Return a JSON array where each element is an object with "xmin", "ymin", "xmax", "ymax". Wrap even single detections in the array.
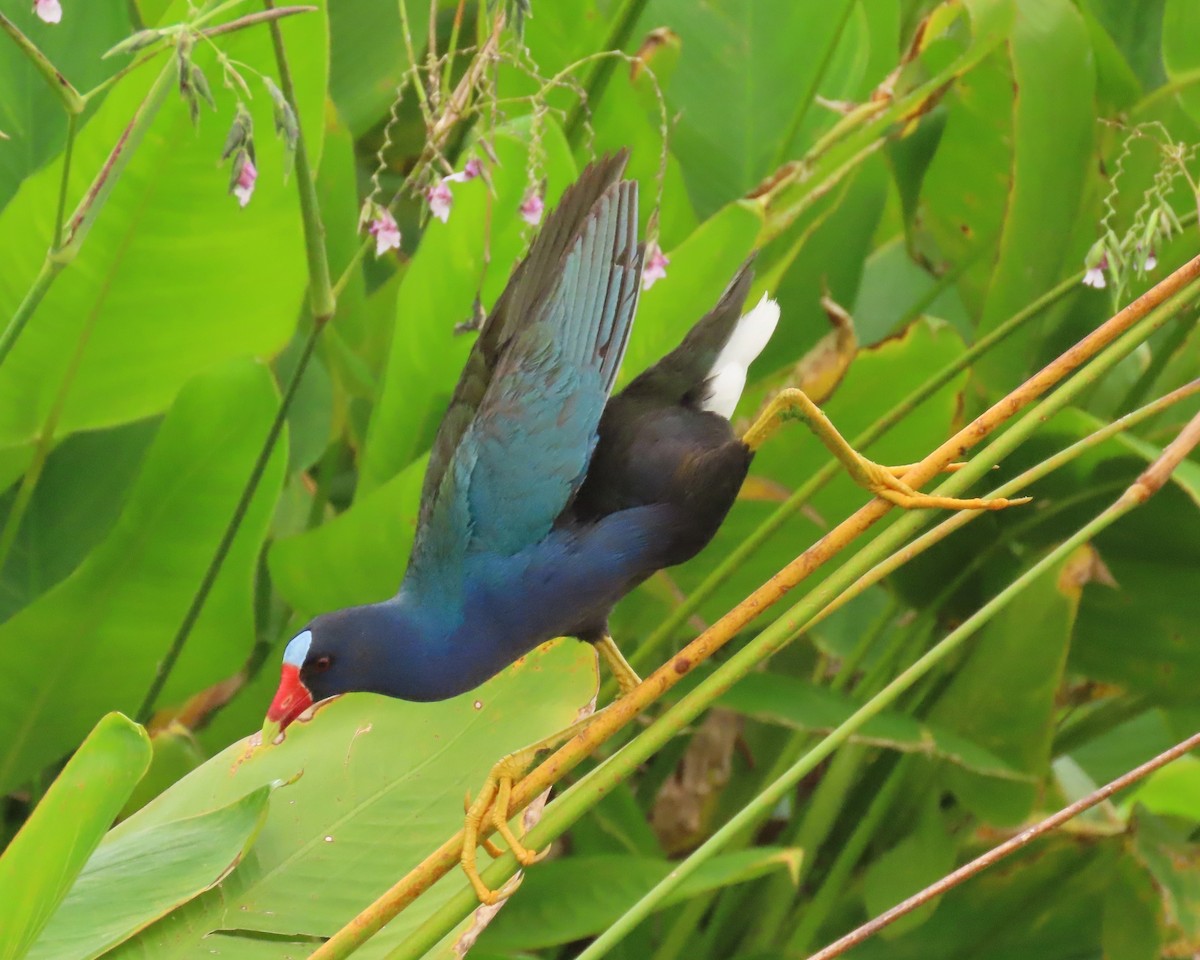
[
  {"xmin": 860, "ymin": 459, "xmax": 1029, "ymax": 511},
  {"xmin": 461, "ymin": 748, "xmax": 552, "ymax": 905}
]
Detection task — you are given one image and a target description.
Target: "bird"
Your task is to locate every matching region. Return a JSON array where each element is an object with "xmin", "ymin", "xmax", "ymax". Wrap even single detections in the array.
[{"xmin": 262, "ymin": 151, "xmax": 1022, "ymax": 902}]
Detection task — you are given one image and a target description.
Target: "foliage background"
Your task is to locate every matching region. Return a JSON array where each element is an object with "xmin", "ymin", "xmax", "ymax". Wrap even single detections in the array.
[{"xmin": 1, "ymin": 0, "xmax": 1199, "ymax": 958}]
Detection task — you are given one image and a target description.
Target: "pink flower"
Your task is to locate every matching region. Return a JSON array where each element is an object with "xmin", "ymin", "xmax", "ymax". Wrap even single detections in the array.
[
  {"xmin": 519, "ymin": 190, "xmax": 544, "ymax": 226},
  {"xmin": 34, "ymin": 0, "xmax": 61, "ymax": 22},
  {"xmin": 368, "ymin": 209, "xmax": 401, "ymax": 256},
  {"xmin": 444, "ymin": 157, "xmax": 482, "ymax": 184},
  {"xmin": 427, "ymin": 181, "xmax": 453, "ymax": 223},
  {"xmin": 642, "ymin": 242, "xmax": 669, "ymax": 290},
  {"xmin": 233, "ymin": 156, "xmax": 257, "ymax": 207},
  {"xmin": 1082, "ymin": 254, "xmax": 1107, "ymax": 290},
  {"xmin": 1143, "ymin": 249, "xmax": 1157, "ymax": 271}
]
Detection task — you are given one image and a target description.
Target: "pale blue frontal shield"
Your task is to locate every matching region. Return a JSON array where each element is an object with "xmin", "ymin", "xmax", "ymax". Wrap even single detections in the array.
[{"xmin": 282, "ymin": 630, "xmax": 313, "ymax": 667}]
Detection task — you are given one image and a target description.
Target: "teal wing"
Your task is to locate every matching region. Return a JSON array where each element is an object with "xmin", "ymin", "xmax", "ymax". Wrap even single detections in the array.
[{"xmin": 406, "ymin": 157, "xmax": 642, "ymax": 594}]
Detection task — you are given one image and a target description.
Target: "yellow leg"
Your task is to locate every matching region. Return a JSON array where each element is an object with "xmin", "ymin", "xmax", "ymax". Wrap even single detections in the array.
[
  {"xmin": 743, "ymin": 388, "xmax": 1029, "ymax": 512},
  {"xmin": 594, "ymin": 633, "xmax": 641, "ymax": 696},
  {"xmin": 461, "ymin": 707, "xmax": 611, "ymax": 904}
]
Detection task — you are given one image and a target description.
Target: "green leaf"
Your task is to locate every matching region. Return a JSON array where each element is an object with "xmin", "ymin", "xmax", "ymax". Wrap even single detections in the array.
[
  {"xmin": 0, "ymin": 359, "xmax": 285, "ymax": 794},
  {"xmin": 328, "ymin": 0, "xmax": 430, "ymax": 138},
  {"xmin": 27, "ymin": 783, "xmax": 273, "ymax": 960},
  {"xmin": 0, "ymin": 0, "xmax": 133, "ymax": 209},
  {"xmin": 1132, "ymin": 809, "xmax": 1200, "ymax": 942},
  {"xmin": 269, "ymin": 455, "xmax": 426, "ymax": 618},
  {"xmin": 1127, "ymin": 755, "xmax": 1200, "ymax": 823},
  {"xmin": 711, "ymin": 672, "xmax": 1027, "ymax": 781},
  {"xmin": 0, "ymin": 418, "xmax": 157, "ymax": 620},
  {"xmin": 0, "ymin": 712, "xmax": 150, "ymax": 960},
  {"xmin": 973, "ymin": 0, "xmax": 1094, "ymax": 385},
  {"xmin": 631, "ymin": 0, "xmax": 862, "ymax": 216},
  {"xmin": 476, "ymin": 847, "xmax": 802, "ymax": 952},
  {"xmin": 0, "ymin": 1, "xmax": 328, "ymax": 449},
  {"xmin": 1101, "ymin": 858, "xmax": 1165, "ymax": 960},
  {"xmin": 1162, "ymin": 0, "xmax": 1200, "ymax": 125},
  {"xmin": 862, "ymin": 795, "xmax": 957, "ymax": 938},
  {"xmin": 111, "ymin": 640, "xmax": 598, "ymax": 955},
  {"xmin": 929, "ymin": 544, "xmax": 1084, "ymax": 824}
]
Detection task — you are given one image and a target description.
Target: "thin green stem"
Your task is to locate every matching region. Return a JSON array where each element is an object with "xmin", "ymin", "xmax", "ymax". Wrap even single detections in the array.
[
  {"xmin": 0, "ymin": 261, "xmax": 62, "ymax": 369},
  {"xmin": 263, "ymin": 0, "xmax": 335, "ymax": 323},
  {"xmin": 52, "ymin": 112, "xmax": 78, "ymax": 250},
  {"xmin": 385, "ymin": 282, "xmax": 1196, "ymax": 960},
  {"xmin": 620, "ymin": 271, "xmax": 1080, "ymax": 684},
  {"xmin": 136, "ymin": 323, "xmax": 321, "ymax": 722},
  {"xmin": 0, "ymin": 12, "xmax": 84, "ymax": 113},
  {"xmin": 573, "ymin": 500, "xmax": 1138, "ymax": 960},
  {"xmin": 769, "ymin": 0, "xmax": 857, "ymax": 171},
  {"xmin": 138, "ymin": 3, "xmax": 337, "ymax": 718},
  {"xmin": 0, "ymin": 60, "xmax": 177, "ymax": 372},
  {"xmin": 786, "ymin": 755, "xmax": 912, "ymax": 954}
]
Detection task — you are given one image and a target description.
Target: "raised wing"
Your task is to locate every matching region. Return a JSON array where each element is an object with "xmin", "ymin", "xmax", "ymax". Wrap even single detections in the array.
[{"xmin": 406, "ymin": 158, "xmax": 642, "ymax": 594}]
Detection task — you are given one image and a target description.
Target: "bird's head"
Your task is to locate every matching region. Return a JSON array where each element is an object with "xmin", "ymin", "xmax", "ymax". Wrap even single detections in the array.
[{"xmin": 261, "ymin": 607, "xmax": 379, "ymax": 742}]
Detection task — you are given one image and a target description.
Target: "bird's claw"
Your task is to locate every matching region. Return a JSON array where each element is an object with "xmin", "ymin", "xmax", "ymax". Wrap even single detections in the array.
[
  {"xmin": 863, "ymin": 460, "xmax": 1030, "ymax": 512},
  {"xmin": 460, "ymin": 752, "xmax": 545, "ymax": 904}
]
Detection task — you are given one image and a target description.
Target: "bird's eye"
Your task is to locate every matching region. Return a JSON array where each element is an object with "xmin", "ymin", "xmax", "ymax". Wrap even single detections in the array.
[{"xmin": 312, "ymin": 655, "xmax": 333, "ymax": 673}]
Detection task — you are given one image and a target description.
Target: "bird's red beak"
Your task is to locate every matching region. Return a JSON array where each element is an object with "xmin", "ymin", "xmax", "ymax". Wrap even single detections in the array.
[{"xmin": 261, "ymin": 663, "xmax": 312, "ymax": 744}]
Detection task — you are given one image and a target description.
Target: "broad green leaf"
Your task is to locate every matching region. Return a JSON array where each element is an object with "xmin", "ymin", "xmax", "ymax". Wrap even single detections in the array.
[
  {"xmin": 0, "ymin": 713, "xmax": 150, "ymax": 960},
  {"xmin": 710, "ymin": 672, "xmax": 1026, "ymax": 781},
  {"xmin": 862, "ymin": 795, "xmax": 957, "ymax": 938},
  {"xmin": 631, "ymin": 0, "xmax": 862, "ymax": 216},
  {"xmin": 0, "ymin": 0, "xmax": 133, "ymax": 208},
  {"xmin": 1126, "ymin": 755, "xmax": 1200, "ymax": 823},
  {"xmin": 974, "ymin": 0, "xmax": 1094, "ymax": 387},
  {"xmin": 269, "ymin": 455, "xmax": 426, "ymax": 619},
  {"xmin": 850, "ymin": 837, "xmax": 1120, "ymax": 960},
  {"xmin": 111, "ymin": 640, "xmax": 598, "ymax": 957},
  {"xmin": 929, "ymin": 545, "xmax": 1084, "ymax": 824},
  {"xmin": 1084, "ymin": 0, "xmax": 1167, "ymax": 91},
  {"xmin": 1101, "ymin": 858, "xmax": 1165, "ymax": 960},
  {"xmin": 28, "ymin": 783, "xmax": 273, "ymax": 960},
  {"xmin": 0, "ymin": 1, "xmax": 328, "ymax": 449},
  {"xmin": 358, "ymin": 120, "xmax": 578, "ymax": 494},
  {"xmin": 118, "ymin": 724, "xmax": 207, "ymax": 820},
  {"xmin": 1132, "ymin": 811, "xmax": 1200, "ymax": 942},
  {"xmin": 475, "ymin": 847, "xmax": 802, "ymax": 952},
  {"xmin": 1162, "ymin": 0, "xmax": 1200, "ymax": 125},
  {"xmin": 329, "ymin": 0, "xmax": 430, "ymax": 138},
  {"xmin": 0, "ymin": 418, "xmax": 156, "ymax": 620},
  {"xmin": 0, "ymin": 359, "xmax": 285, "ymax": 794}
]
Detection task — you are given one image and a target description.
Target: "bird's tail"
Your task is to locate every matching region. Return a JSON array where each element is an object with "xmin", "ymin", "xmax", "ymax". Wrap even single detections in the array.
[{"xmin": 622, "ymin": 260, "xmax": 780, "ymax": 419}]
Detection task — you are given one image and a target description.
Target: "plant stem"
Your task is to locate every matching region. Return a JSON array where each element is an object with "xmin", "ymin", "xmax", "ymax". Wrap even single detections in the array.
[
  {"xmin": 787, "ymin": 755, "xmax": 913, "ymax": 954},
  {"xmin": 807, "ymin": 728, "xmax": 1200, "ymax": 960},
  {"xmin": 314, "ymin": 251, "xmax": 1200, "ymax": 960},
  {"xmin": 556, "ymin": 295, "xmax": 1196, "ymax": 960},
  {"xmin": 136, "ymin": 322, "xmax": 320, "ymax": 722},
  {"xmin": 0, "ymin": 12, "xmax": 84, "ymax": 114},
  {"xmin": 0, "ymin": 60, "xmax": 177, "ymax": 371},
  {"xmin": 621, "ymin": 270, "xmax": 1079, "ymax": 683},
  {"xmin": 563, "ymin": 0, "xmax": 650, "ymax": 145},
  {"xmin": 137, "ymin": 2, "xmax": 337, "ymax": 719},
  {"xmin": 53, "ymin": 112, "xmax": 78, "ymax": 250},
  {"xmin": 572, "ymin": 483, "xmax": 1157, "ymax": 960},
  {"xmin": 263, "ymin": 0, "xmax": 334, "ymax": 324}
]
